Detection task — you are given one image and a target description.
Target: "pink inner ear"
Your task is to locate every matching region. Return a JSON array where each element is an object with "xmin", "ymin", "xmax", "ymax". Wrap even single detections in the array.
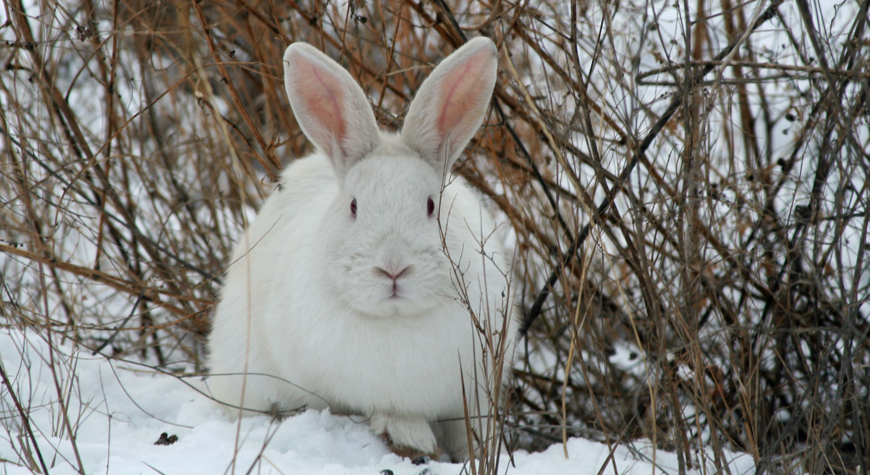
[
  {"xmin": 436, "ymin": 49, "xmax": 490, "ymax": 136},
  {"xmin": 295, "ymin": 60, "xmax": 346, "ymax": 150}
]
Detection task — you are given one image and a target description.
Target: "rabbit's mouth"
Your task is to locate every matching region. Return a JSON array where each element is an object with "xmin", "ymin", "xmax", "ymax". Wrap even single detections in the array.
[
  {"xmin": 368, "ymin": 287, "xmax": 432, "ymax": 316},
  {"xmin": 385, "ymin": 283, "xmax": 406, "ymax": 301},
  {"xmin": 351, "ymin": 267, "xmax": 442, "ymax": 316},
  {"xmin": 376, "ymin": 266, "xmax": 411, "ymax": 300}
]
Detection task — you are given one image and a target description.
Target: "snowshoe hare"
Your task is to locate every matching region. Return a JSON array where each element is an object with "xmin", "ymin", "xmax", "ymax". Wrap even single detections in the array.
[{"xmin": 208, "ymin": 37, "xmax": 517, "ymax": 461}]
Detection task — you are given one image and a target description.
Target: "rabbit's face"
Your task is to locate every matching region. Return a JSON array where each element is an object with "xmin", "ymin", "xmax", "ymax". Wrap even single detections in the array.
[
  {"xmin": 280, "ymin": 38, "xmax": 498, "ymax": 322},
  {"xmin": 322, "ymin": 144, "xmax": 455, "ymax": 319}
]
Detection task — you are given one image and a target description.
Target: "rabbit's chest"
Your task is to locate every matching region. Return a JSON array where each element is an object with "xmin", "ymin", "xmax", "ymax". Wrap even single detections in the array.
[{"xmin": 297, "ymin": 311, "xmax": 473, "ymax": 415}]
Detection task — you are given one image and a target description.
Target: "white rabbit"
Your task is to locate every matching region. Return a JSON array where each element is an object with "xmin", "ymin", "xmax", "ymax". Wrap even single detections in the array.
[{"xmin": 208, "ymin": 37, "xmax": 516, "ymax": 461}]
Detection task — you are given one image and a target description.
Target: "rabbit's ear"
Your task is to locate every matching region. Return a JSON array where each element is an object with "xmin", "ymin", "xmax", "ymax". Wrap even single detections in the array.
[
  {"xmin": 401, "ymin": 37, "xmax": 497, "ymax": 176},
  {"xmin": 284, "ymin": 43, "xmax": 380, "ymax": 180}
]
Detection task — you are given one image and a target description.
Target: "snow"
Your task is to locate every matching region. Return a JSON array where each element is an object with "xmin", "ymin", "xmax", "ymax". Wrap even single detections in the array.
[{"xmin": 0, "ymin": 328, "xmax": 755, "ymax": 475}]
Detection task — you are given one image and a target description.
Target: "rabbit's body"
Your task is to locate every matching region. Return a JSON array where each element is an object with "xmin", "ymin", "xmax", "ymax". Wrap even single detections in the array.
[
  {"xmin": 209, "ymin": 149, "xmax": 503, "ymax": 417},
  {"xmin": 208, "ymin": 38, "xmax": 515, "ymax": 461}
]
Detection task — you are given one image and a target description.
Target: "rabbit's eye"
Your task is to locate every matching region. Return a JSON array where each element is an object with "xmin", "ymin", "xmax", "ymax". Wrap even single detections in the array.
[
  {"xmin": 427, "ymin": 197, "xmax": 435, "ymax": 217},
  {"xmin": 350, "ymin": 198, "xmax": 357, "ymax": 217}
]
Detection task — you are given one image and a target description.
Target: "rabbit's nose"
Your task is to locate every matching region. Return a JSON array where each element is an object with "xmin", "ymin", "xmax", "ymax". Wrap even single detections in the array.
[{"xmin": 377, "ymin": 266, "xmax": 410, "ymax": 281}]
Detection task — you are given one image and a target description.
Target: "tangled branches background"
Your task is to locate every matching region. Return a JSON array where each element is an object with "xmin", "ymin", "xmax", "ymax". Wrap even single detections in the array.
[{"xmin": 1, "ymin": 0, "xmax": 868, "ymax": 473}]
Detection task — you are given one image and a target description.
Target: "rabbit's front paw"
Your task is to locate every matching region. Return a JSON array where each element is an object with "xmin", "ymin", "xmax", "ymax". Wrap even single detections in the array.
[{"xmin": 371, "ymin": 413, "xmax": 438, "ymax": 458}]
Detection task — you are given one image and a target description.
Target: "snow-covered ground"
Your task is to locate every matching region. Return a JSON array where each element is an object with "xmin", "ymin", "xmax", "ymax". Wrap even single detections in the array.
[{"xmin": 0, "ymin": 328, "xmax": 755, "ymax": 475}]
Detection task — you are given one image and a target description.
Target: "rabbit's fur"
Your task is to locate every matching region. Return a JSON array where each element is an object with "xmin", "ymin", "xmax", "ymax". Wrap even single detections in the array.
[{"xmin": 208, "ymin": 37, "xmax": 517, "ymax": 461}]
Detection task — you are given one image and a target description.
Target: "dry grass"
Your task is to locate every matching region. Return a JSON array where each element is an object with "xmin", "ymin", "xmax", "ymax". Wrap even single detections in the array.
[{"xmin": 2, "ymin": 0, "xmax": 869, "ymax": 473}]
